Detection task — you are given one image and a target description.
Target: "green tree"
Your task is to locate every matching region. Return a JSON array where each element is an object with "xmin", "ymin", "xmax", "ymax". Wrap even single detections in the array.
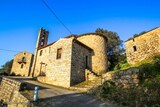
[
  {"xmin": 0, "ymin": 59, "xmax": 13, "ymax": 75},
  {"xmin": 95, "ymin": 28, "xmax": 125, "ymax": 70},
  {"xmin": 133, "ymin": 31, "xmax": 146, "ymax": 37}
]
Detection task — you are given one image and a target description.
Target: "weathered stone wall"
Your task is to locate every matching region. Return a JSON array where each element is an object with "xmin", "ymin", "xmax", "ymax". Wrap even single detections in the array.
[
  {"xmin": 0, "ymin": 77, "xmax": 22, "ymax": 102},
  {"xmin": 8, "ymin": 91, "xmax": 30, "ymax": 107},
  {"xmin": 11, "ymin": 52, "xmax": 34, "ymax": 76},
  {"xmin": 103, "ymin": 68, "xmax": 139, "ymax": 88},
  {"xmin": 125, "ymin": 27, "xmax": 160, "ymax": 64},
  {"xmin": 0, "ymin": 77, "xmax": 29, "ymax": 106},
  {"xmin": 70, "ymin": 40, "xmax": 92, "ymax": 85},
  {"xmin": 36, "ymin": 37, "xmax": 73, "ymax": 87},
  {"xmin": 85, "ymin": 69, "xmax": 97, "ymax": 81},
  {"xmin": 77, "ymin": 34, "xmax": 108, "ymax": 75}
]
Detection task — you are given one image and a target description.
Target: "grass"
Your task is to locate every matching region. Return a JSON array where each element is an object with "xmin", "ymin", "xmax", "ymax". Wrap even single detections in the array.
[{"xmin": 92, "ymin": 55, "xmax": 160, "ymax": 107}]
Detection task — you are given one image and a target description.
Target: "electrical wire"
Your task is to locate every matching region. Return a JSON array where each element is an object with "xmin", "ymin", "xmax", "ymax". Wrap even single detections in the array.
[
  {"xmin": 42, "ymin": 0, "xmax": 73, "ymax": 35},
  {"xmin": 0, "ymin": 48, "xmax": 20, "ymax": 53}
]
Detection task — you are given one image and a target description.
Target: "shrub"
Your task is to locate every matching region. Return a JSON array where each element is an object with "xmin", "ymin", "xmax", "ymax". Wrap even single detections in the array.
[
  {"xmin": 93, "ymin": 55, "xmax": 160, "ymax": 106},
  {"xmin": 10, "ymin": 72, "xmax": 16, "ymax": 76},
  {"xmin": 0, "ymin": 71, "xmax": 9, "ymax": 76}
]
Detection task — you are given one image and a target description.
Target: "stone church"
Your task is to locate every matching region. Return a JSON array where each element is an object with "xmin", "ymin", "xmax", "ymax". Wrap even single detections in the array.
[
  {"xmin": 125, "ymin": 27, "xmax": 160, "ymax": 64},
  {"xmin": 11, "ymin": 28, "xmax": 108, "ymax": 87}
]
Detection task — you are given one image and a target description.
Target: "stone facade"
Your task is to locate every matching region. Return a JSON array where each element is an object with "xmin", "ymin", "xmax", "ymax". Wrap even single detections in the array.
[
  {"xmin": 103, "ymin": 68, "xmax": 139, "ymax": 88},
  {"xmin": 77, "ymin": 34, "xmax": 108, "ymax": 75},
  {"xmin": 70, "ymin": 39, "xmax": 92, "ymax": 85},
  {"xmin": 36, "ymin": 38, "xmax": 93, "ymax": 87},
  {"xmin": 36, "ymin": 37, "xmax": 73, "ymax": 87},
  {"xmin": 12, "ymin": 28, "xmax": 108, "ymax": 87},
  {"xmin": 11, "ymin": 52, "xmax": 34, "ymax": 76},
  {"xmin": 125, "ymin": 27, "xmax": 160, "ymax": 64},
  {"xmin": 31, "ymin": 28, "xmax": 108, "ymax": 87}
]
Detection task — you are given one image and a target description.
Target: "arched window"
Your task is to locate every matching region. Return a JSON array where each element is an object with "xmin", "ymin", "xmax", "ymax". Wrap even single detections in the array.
[{"xmin": 42, "ymin": 35, "xmax": 45, "ymax": 40}]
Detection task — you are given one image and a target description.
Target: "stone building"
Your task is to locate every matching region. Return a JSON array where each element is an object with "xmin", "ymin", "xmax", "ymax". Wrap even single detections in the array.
[
  {"xmin": 125, "ymin": 27, "xmax": 160, "ymax": 64},
  {"xmin": 11, "ymin": 52, "xmax": 34, "ymax": 76},
  {"xmin": 12, "ymin": 28, "xmax": 108, "ymax": 87}
]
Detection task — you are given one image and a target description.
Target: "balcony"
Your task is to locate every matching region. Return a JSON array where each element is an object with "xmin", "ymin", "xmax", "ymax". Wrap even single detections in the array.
[{"xmin": 17, "ymin": 58, "xmax": 26, "ymax": 64}]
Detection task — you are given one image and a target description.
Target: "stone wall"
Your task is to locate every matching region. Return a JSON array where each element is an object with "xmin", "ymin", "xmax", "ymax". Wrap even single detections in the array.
[
  {"xmin": 77, "ymin": 34, "xmax": 108, "ymax": 75},
  {"xmin": 125, "ymin": 27, "xmax": 160, "ymax": 64},
  {"xmin": 36, "ymin": 37, "xmax": 73, "ymax": 87},
  {"xmin": 0, "ymin": 77, "xmax": 29, "ymax": 106},
  {"xmin": 70, "ymin": 40, "xmax": 92, "ymax": 85},
  {"xmin": 103, "ymin": 68, "xmax": 139, "ymax": 88},
  {"xmin": 0, "ymin": 77, "xmax": 22, "ymax": 102},
  {"xmin": 11, "ymin": 52, "xmax": 34, "ymax": 76},
  {"xmin": 8, "ymin": 91, "xmax": 30, "ymax": 107}
]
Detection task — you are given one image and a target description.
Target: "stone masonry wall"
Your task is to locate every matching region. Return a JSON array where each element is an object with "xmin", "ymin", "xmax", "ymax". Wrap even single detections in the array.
[
  {"xmin": 125, "ymin": 27, "xmax": 160, "ymax": 64},
  {"xmin": 70, "ymin": 40, "xmax": 92, "ymax": 85},
  {"xmin": 36, "ymin": 37, "xmax": 73, "ymax": 87},
  {"xmin": 0, "ymin": 77, "xmax": 22, "ymax": 102},
  {"xmin": 103, "ymin": 68, "xmax": 139, "ymax": 88},
  {"xmin": 8, "ymin": 91, "xmax": 30, "ymax": 107},
  {"xmin": 11, "ymin": 52, "xmax": 33, "ymax": 76},
  {"xmin": 77, "ymin": 34, "xmax": 108, "ymax": 75},
  {"xmin": 0, "ymin": 77, "xmax": 29, "ymax": 106}
]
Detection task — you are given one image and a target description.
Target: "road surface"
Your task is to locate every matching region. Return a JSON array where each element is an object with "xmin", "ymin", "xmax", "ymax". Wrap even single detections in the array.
[{"xmin": 10, "ymin": 77, "xmax": 117, "ymax": 107}]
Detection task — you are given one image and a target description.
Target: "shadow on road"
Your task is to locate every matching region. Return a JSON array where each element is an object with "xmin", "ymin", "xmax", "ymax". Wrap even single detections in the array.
[{"xmin": 33, "ymin": 93, "xmax": 113, "ymax": 107}]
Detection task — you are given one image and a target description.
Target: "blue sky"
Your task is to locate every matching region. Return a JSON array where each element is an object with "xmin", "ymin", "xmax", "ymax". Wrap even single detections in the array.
[{"xmin": 0, "ymin": 0, "xmax": 160, "ymax": 67}]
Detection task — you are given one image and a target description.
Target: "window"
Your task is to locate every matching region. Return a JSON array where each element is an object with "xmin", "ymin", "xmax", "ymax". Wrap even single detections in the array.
[
  {"xmin": 41, "ymin": 38, "xmax": 45, "ymax": 46},
  {"xmin": 21, "ymin": 64, "xmax": 24, "ymax": 69},
  {"xmin": 133, "ymin": 38, "xmax": 135, "ymax": 42},
  {"xmin": 42, "ymin": 36, "xmax": 45, "ymax": 40},
  {"xmin": 49, "ymin": 47, "xmax": 51, "ymax": 53},
  {"xmin": 40, "ymin": 50, "xmax": 43, "ymax": 56},
  {"xmin": 56, "ymin": 48, "xmax": 62, "ymax": 59},
  {"xmin": 41, "ymin": 41, "xmax": 44, "ymax": 46},
  {"xmin": 24, "ymin": 52, "xmax": 26, "ymax": 55},
  {"xmin": 42, "ymin": 32, "xmax": 46, "ymax": 35},
  {"xmin": 133, "ymin": 46, "xmax": 137, "ymax": 52}
]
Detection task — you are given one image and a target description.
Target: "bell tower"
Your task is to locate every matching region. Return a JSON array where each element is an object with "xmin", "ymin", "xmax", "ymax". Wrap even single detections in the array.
[
  {"xmin": 31, "ymin": 28, "xmax": 49, "ymax": 77},
  {"xmin": 36, "ymin": 28, "xmax": 49, "ymax": 49}
]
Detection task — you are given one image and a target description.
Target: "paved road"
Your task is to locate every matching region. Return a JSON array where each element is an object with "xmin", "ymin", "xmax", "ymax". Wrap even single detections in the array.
[{"xmin": 10, "ymin": 77, "xmax": 117, "ymax": 107}]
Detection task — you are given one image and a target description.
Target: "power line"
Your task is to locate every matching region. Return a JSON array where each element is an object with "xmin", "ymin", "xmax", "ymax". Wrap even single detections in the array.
[
  {"xmin": 42, "ymin": 0, "xmax": 73, "ymax": 35},
  {"xmin": 0, "ymin": 49, "xmax": 20, "ymax": 53}
]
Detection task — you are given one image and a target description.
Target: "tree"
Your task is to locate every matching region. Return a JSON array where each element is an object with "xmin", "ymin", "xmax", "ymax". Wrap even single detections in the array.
[
  {"xmin": 95, "ymin": 28, "xmax": 125, "ymax": 70},
  {"xmin": 0, "ymin": 59, "xmax": 13, "ymax": 75},
  {"xmin": 133, "ymin": 31, "xmax": 146, "ymax": 38}
]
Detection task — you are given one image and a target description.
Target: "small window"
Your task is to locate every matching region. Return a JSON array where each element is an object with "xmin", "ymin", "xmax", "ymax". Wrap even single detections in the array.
[
  {"xmin": 133, "ymin": 46, "xmax": 137, "ymax": 52},
  {"xmin": 41, "ymin": 39, "xmax": 44, "ymax": 46},
  {"xmin": 24, "ymin": 52, "xmax": 26, "ymax": 55},
  {"xmin": 133, "ymin": 38, "xmax": 135, "ymax": 42},
  {"xmin": 21, "ymin": 64, "xmax": 24, "ymax": 69},
  {"xmin": 41, "ymin": 42, "xmax": 44, "ymax": 46},
  {"xmin": 56, "ymin": 48, "xmax": 62, "ymax": 59},
  {"xmin": 42, "ymin": 32, "xmax": 46, "ymax": 35},
  {"xmin": 40, "ymin": 50, "xmax": 43, "ymax": 56},
  {"xmin": 42, "ymin": 35, "xmax": 45, "ymax": 40},
  {"xmin": 49, "ymin": 47, "xmax": 51, "ymax": 53}
]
